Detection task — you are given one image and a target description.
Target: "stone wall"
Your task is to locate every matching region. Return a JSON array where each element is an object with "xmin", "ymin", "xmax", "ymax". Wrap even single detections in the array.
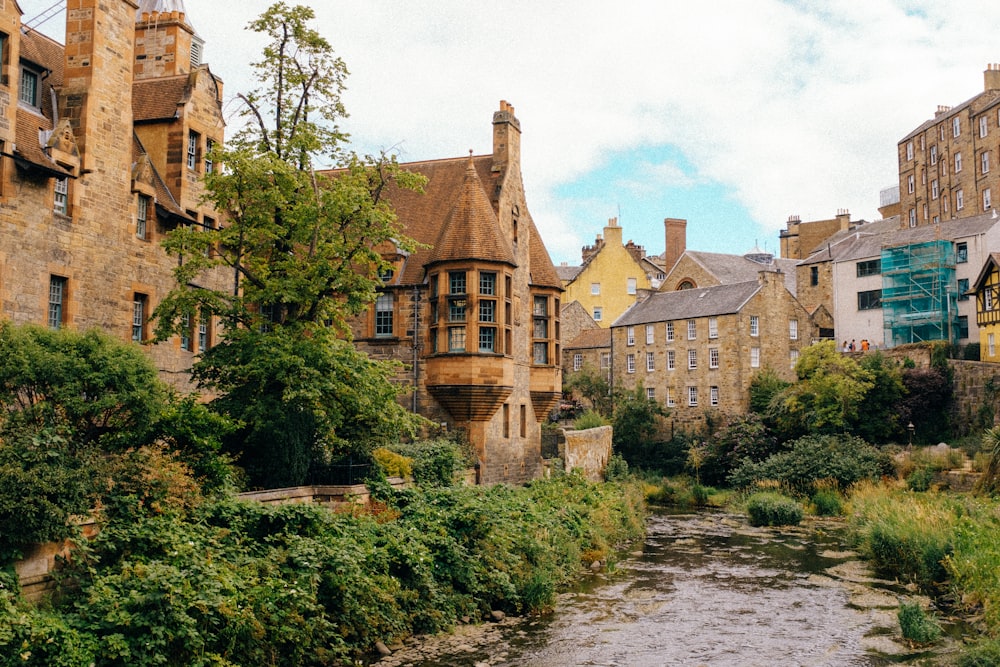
[
  {"xmin": 561, "ymin": 425, "xmax": 612, "ymax": 482},
  {"xmin": 949, "ymin": 359, "xmax": 1000, "ymax": 434}
]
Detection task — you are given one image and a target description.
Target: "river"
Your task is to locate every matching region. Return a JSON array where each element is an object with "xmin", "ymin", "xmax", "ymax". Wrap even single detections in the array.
[{"xmin": 373, "ymin": 508, "xmax": 963, "ymax": 666}]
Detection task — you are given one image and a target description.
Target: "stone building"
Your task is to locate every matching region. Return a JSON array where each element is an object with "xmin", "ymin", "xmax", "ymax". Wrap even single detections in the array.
[
  {"xmin": 345, "ymin": 102, "xmax": 563, "ymax": 485},
  {"xmin": 0, "ymin": 0, "xmax": 227, "ymax": 390},
  {"xmin": 611, "ymin": 269, "xmax": 811, "ymax": 432},
  {"xmin": 897, "ymin": 65, "xmax": 1000, "ymax": 228},
  {"xmin": 778, "ymin": 210, "xmax": 857, "ymax": 260}
]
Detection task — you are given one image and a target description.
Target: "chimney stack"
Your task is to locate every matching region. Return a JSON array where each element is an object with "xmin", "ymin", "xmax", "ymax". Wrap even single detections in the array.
[
  {"xmin": 986, "ymin": 63, "xmax": 1000, "ymax": 92},
  {"xmin": 663, "ymin": 218, "xmax": 687, "ymax": 270}
]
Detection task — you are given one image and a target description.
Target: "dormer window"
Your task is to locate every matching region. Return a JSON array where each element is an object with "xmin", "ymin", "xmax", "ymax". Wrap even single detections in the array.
[{"xmin": 19, "ymin": 66, "xmax": 38, "ymax": 107}]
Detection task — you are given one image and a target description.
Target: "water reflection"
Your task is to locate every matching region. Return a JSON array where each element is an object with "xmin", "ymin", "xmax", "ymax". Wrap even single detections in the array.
[{"xmin": 384, "ymin": 508, "xmax": 946, "ymax": 667}]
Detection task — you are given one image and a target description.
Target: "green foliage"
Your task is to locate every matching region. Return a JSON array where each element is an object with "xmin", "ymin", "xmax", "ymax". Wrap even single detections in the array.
[
  {"xmin": 810, "ymin": 488, "xmax": 844, "ymax": 516},
  {"xmin": 730, "ymin": 433, "xmax": 891, "ymax": 493},
  {"xmin": 373, "ymin": 447, "xmax": 413, "ymax": 478},
  {"xmin": 747, "ymin": 368, "xmax": 790, "ymax": 415},
  {"xmin": 2, "ymin": 473, "xmax": 646, "ymax": 664},
  {"xmin": 574, "ymin": 409, "xmax": 609, "ymax": 430},
  {"xmin": 897, "ymin": 601, "xmax": 941, "ymax": 644},
  {"xmin": 611, "ymin": 386, "xmax": 672, "ymax": 471},
  {"xmin": 900, "ymin": 366, "xmax": 953, "ymax": 444},
  {"xmin": 946, "ymin": 511, "xmax": 1000, "ymax": 630},
  {"xmin": 563, "ymin": 365, "xmax": 612, "ymax": 416},
  {"xmin": 604, "ymin": 454, "xmax": 630, "ymax": 482},
  {"xmin": 975, "ymin": 425, "xmax": 1000, "ymax": 496},
  {"xmin": 745, "ymin": 492, "xmax": 803, "ymax": 526},
  {"xmin": 0, "ymin": 431, "xmax": 90, "ymax": 562},
  {"xmin": 852, "ymin": 352, "xmax": 906, "ymax": 443},
  {"xmin": 386, "ymin": 439, "xmax": 472, "ymax": 488},
  {"xmin": 959, "ymin": 639, "xmax": 1000, "ymax": 667},
  {"xmin": 0, "ymin": 323, "xmax": 167, "ymax": 451},
  {"xmin": 906, "ymin": 466, "xmax": 936, "ymax": 492},
  {"xmin": 698, "ymin": 413, "xmax": 780, "ymax": 487}
]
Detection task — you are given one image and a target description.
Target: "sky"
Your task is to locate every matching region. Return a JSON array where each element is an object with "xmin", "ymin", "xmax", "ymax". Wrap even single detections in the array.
[{"xmin": 17, "ymin": 0, "xmax": 1000, "ymax": 266}]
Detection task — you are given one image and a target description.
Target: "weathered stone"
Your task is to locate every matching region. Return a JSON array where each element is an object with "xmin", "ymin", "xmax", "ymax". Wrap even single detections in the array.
[
  {"xmin": 374, "ymin": 640, "xmax": 392, "ymax": 656},
  {"xmin": 489, "ymin": 610, "xmax": 506, "ymax": 622}
]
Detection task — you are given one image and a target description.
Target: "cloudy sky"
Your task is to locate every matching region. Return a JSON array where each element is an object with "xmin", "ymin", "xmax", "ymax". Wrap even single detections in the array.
[{"xmin": 19, "ymin": 1, "xmax": 1000, "ymax": 265}]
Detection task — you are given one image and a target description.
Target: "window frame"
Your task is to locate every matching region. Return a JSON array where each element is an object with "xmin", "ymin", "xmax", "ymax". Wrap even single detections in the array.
[
  {"xmin": 749, "ymin": 315, "xmax": 759, "ymax": 337},
  {"xmin": 857, "ymin": 289, "xmax": 883, "ymax": 310},
  {"xmin": 750, "ymin": 346, "xmax": 760, "ymax": 368},
  {"xmin": 132, "ymin": 293, "xmax": 148, "ymax": 343},
  {"xmin": 709, "ymin": 347, "xmax": 719, "ymax": 369},
  {"xmin": 53, "ymin": 177, "xmax": 69, "ymax": 215},
  {"xmin": 48, "ymin": 276, "xmax": 67, "ymax": 330},
  {"xmin": 646, "ymin": 351, "xmax": 655, "ymax": 372},
  {"xmin": 687, "ymin": 349, "xmax": 697, "ymax": 370},
  {"xmin": 187, "ymin": 131, "xmax": 199, "ymax": 170},
  {"xmin": 374, "ymin": 291, "xmax": 394, "ymax": 337},
  {"xmin": 136, "ymin": 194, "xmax": 150, "ymax": 239},
  {"xmin": 19, "ymin": 66, "xmax": 38, "ymax": 107},
  {"xmin": 626, "ymin": 353, "xmax": 635, "ymax": 374}
]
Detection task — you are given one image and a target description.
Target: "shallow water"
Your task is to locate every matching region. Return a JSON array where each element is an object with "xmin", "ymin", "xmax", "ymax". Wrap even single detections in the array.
[{"xmin": 377, "ymin": 508, "xmax": 960, "ymax": 667}]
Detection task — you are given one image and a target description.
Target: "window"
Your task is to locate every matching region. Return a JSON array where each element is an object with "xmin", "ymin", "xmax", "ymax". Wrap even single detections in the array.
[
  {"xmin": 687, "ymin": 320, "xmax": 696, "ymax": 340},
  {"xmin": 958, "ymin": 278, "xmax": 970, "ymax": 301},
  {"xmin": 187, "ymin": 131, "xmax": 199, "ymax": 169},
  {"xmin": 856, "ymin": 259, "xmax": 881, "ymax": 277},
  {"xmin": 448, "ymin": 297, "xmax": 466, "ymax": 322},
  {"xmin": 709, "ymin": 347, "xmax": 719, "ymax": 369},
  {"xmin": 449, "ymin": 271, "xmax": 466, "ymax": 294},
  {"xmin": 480, "ymin": 272, "xmax": 496, "ymax": 295},
  {"xmin": 710, "ymin": 386, "xmax": 719, "ymax": 407},
  {"xmin": 19, "ymin": 67, "xmax": 38, "ymax": 106},
  {"xmin": 789, "ymin": 319, "xmax": 798, "ymax": 340},
  {"xmin": 448, "ymin": 326, "xmax": 466, "ymax": 352},
  {"xmin": 990, "ymin": 333, "xmax": 996, "ymax": 358},
  {"xmin": 957, "ymin": 189, "xmax": 965, "ymax": 211},
  {"xmin": 954, "ymin": 116, "xmax": 961, "ymax": 137},
  {"xmin": 790, "ymin": 349, "xmax": 800, "ymax": 368},
  {"xmin": 533, "ymin": 342, "xmax": 548, "ymax": 365},
  {"xmin": 48, "ymin": 276, "xmax": 67, "ymax": 329},
  {"xmin": 479, "ymin": 326, "xmax": 496, "ymax": 352},
  {"xmin": 985, "ymin": 189, "xmax": 993, "ymax": 211},
  {"xmin": 666, "ymin": 350, "xmax": 675, "ymax": 371},
  {"xmin": 988, "ymin": 288, "xmax": 995, "ymax": 312},
  {"xmin": 646, "ymin": 352, "xmax": 655, "ymax": 372},
  {"xmin": 687, "ymin": 386, "xmax": 698, "ymax": 407},
  {"xmin": 955, "ymin": 152, "xmax": 962, "ymax": 173},
  {"xmin": 983, "ymin": 151, "xmax": 992, "ymax": 174},
  {"xmin": 375, "ymin": 292, "xmax": 393, "ymax": 337},
  {"xmin": 479, "ymin": 299, "xmax": 496, "ymax": 323},
  {"xmin": 532, "ymin": 316, "xmax": 547, "ymax": 339},
  {"xmin": 626, "ymin": 277, "xmax": 637, "ymax": 295},
  {"xmin": 666, "ymin": 389, "xmax": 675, "ymax": 408},
  {"xmin": 626, "ymin": 353, "xmax": 635, "ymax": 374},
  {"xmin": 132, "ymin": 293, "xmax": 148, "ymax": 342},
  {"xmin": 810, "ymin": 266, "xmax": 819, "ymax": 286},
  {"xmin": 931, "ymin": 179, "xmax": 939, "ymax": 200},
  {"xmin": 600, "ymin": 352, "xmax": 611, "ymax": 372},
  {"xmin": 908, "ymin": 208, "xmax": 916, "ymax": 227},
  {"xmin": 646, "ymin": 387, "xmax": 655, "ymax": 400},
  {"xmin": 54, "ymin": 178, "xmax": 68, "ymax": 215},
  {"xmin": 959, "ymin": 315, "xmax": 969, "ymax": 339},
  {"xmin": 573, "ymin": 353, "xmax": 583, "ymax": 371},
  {"xmin": 179, "ymin": 314, "xmax": 192, "ymax": 351},
  {"xmin": 593, "ymin": 307, "xmax": 602, "ymax": 321},
  {"xmin": 981, "ymin": 116, "xmax": 989, "ymax": 138},
  {"xmin": 666, "ymin": 321, "xmax": 674, "ymax": 341},
  {"xmin": 197, "ymin": 312, "xmax": 211, "ymax": 351},
  {"xmin": 204, "ymin": 139, "xmax": 214, "ymax": 173},
  {"xmin": 957, "ymin": 242, "xmax": 968, "ymax": 264},
  {"xmin": 858, "ymin": 289, "xmax": 882, "ymax": 310},
  {"xmin": 590, "ymin": 282, "xmax": 600, "ymax": 295},
  {"xmin": 687, "ymin": 349, "xmax": 697, "ymax": 370},
  {"xmin": 646, "ymin": 324, "xmax": 655, "ymax": 345},
  {"xmin": 749, "ymin": 315, "xmax": 759, "ymax": 337},
  {"xmin": 906, "ymin": 141, "xmax": 914, "ymax": 161},
  {"xmin": 930, "ymin": 145, "xmax": 937, "ymax": 165},
  {"xmin": 626, "ymin": 326, "xmax": 635, "ymax": 346},
  {"xmin": 708, "ymin": 318, "xmax": 718, "ymax": 339},
  {"xmin": 907, "ymin": 174, "xmax": 915, "ymax": 194},
  {"xmin": 750, "ymin": 346, "xmax": 760, "ymax": 368},
  {"xmin": 136, "ymin": 194, "xmax": 150, "ymax": 239}
]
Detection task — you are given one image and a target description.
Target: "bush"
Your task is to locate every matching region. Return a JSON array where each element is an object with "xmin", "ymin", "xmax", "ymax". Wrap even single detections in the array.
[
  {"xmin": 387, "ymin": 439, "xmax": 472, "ymax": 488},
  {"xmin": 604, "ymin": 454, "xmax": 630, "ymax": 482},
  {"xmin": 897, "ymin": 601, "xmax": 941, "ymax": 644},
  {"xmin": 810, "ymin": 488, "xmax": 843, "ymax": 516},
  {"xmin": 729, "ymin": 433, "xmax": 891, "ymax": 493},
  {"xmin": 906, "ymin": 466, "xmax": 936, "ymax": 492},
  {"xmin": 373, "ymin": 447, "xmax": 413, "ymax": 478},
  {"xmin": 746, "ymin": 492, "xmax": 803, "ymax": 526},
  {"xmin": 574, "ymin": 410, "xmax": 609, "ymax": 430},
  {"xmin": 959, "ymin": 639, "xmax": 1000, "ymax": 667}
]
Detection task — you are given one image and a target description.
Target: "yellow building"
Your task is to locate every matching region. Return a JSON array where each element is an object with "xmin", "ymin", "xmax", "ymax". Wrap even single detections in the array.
[
  {"xmin": 973, "ymin": 253, "xmax": 1000, "ymax": 362},
  {"xmin": 559, "ymin": 218, "xmax": 652, "ymax": 326}
]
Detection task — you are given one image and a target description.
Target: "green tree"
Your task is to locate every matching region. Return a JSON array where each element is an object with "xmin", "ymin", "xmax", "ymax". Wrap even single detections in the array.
[
  {"xmin": 563, "ymin": 364, "xmax": 612, "ymax": 416},
  {"xmin": 769, "ymin": 340, "xmax": 874, "ymax": 436},
  {"xmin": 852, "ymin": 352, "xmax": 906, "ymax": 443},
  {"xmin": 612, "ymin": 386, "xmax": 671, "ymax": 469},
  {"xmin": 153, "ymin": 4, "xmax": 425, "ymax": 485}
]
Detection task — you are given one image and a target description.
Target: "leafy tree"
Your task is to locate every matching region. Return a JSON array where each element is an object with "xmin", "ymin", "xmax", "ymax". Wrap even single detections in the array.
[
  {"xmin": 900, "ymin": 365, "xmax": 953, "ymax": 444},
  {"xmin": 611, "ymin": 386, "xmax": 673, "ymax": 470},
  {"xmin": 698, "ymin": 413, "xmax": 780, "ymax": 487},
  {"xmin": 768, "ymin": 340, "xmax": 874, "ymax": 437},
  {"xmin": 852, "ymin": 352, "xmax": 906, "ymax": 444},
  {"xmin": 153, "ymin": 3, "xmax": 425, "ymax": 485},
  {"xmin": 747, "ymin": 367, "xmax": 790, "ymax": 415},
  {"xmin": 563, "ymin": 364, "xmax": 612, "ymax": 416}
]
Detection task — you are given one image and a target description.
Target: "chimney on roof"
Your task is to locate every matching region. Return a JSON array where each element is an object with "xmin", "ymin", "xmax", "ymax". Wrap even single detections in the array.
[
  {"xmin": 663, "ymin": 218, "xmax": 687, "ymax": 271},
  {"xmin": 604, "ymin": 217, "xmax": 623, "ymax": 247},
  {"xmin": 492, "ymin": 99, "xmax": 521, "ymax": 176},
  {"xmin": 986, "ymin": 63, "xmax": 1000, "ymax": 92}
]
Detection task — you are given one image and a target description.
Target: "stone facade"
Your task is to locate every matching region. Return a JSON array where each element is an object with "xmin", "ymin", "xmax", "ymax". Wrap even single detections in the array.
[
  {"xmin": 612, "ymin": 270, "xmax": 811, "ymax": 433},
  {"xmin": 346, "ymin": 102, "xmax": 563, "ymax": 485},
  {"xmin": 561, "ymin": 425, "xmax": 612, "ymax": 482},
  {"xmin": 897, "ymin": 65, "xmax": 1000, "ymax": 227},
  {"xmin": 0, "ymin": 0, "xmax": 227, "ymax": 391},
  {"xmin": 778, "ymin": 210, "xmax": 853, "ymax": 260}
]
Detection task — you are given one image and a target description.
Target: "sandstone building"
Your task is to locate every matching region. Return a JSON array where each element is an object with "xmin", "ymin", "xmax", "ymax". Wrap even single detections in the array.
[
  {"xmin": 0, "ymin": 0, "xmax": 227, "ymax": 390},
  {"xmin": 346, "ymin": 102, "xmax": 563, "ymax": 485}
]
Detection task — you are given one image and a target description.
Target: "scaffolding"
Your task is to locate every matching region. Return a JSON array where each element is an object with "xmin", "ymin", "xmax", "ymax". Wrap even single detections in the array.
[{"xmin": 881, "ymin": 240, "xmax": 959, "ymax": 347}]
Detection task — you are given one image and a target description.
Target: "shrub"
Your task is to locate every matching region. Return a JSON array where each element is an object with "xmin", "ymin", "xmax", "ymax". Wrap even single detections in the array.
[
  {"xmin": 906, "ymin": 466, "xmax": 935, "ymax": 492},
  {"xmin": 897, "ymin": 601, "xmax": 941, "ymax": 644},
  {"xmin": 373, "ymin": 447, "xmax": 413, "ymax": 479},
  {"xmin": 574, "ymin": 410, "xmax": 609, "ymax": 430},
  {"xmin": 811, "ymin": 488, "xmax": 843, "ymax": 516},
  {"xmin": 604, "ymin": 454, "xmax": 630, "ymax": 481},
  {"xmin": 746, "ymin": 492, "xmax": 803, "ymax": 526},
  {"xmin": 729, "ymin": 433, "xmax": 891, "ymax": 493},
  {"xmin": 388, "ymin": 439, "xmax": 472, "ymax": 488},
  {"xmin": 959, "ymin": 639, "xmax": 1000, "ymax": 667},
  {"xmin": 699, "ymin": 413, "xmax": 780, "ymax": 487}
]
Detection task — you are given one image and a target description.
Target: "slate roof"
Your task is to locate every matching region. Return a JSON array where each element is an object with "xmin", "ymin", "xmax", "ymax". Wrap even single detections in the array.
[
  {"xmin": 565, "ymin": 327, "xmax": 611, "ymax": 350},
  {"xmin": 375, "ymin": 154, "xmax": 561, "ymax": 290},
  {"xmin": 682, "ymin": 251, "xmax": 798, "ymax": 295},
  {"xmin": 556, "ymin": 264, "xmax": 583, "ymax": 282},
  {"xmin": 614, "ymin": 280, "xmax": 762, "ymax": 327},
  {"xmin": 801, "ymin": 213, "xmax": 1000, "ymax": 265}
]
